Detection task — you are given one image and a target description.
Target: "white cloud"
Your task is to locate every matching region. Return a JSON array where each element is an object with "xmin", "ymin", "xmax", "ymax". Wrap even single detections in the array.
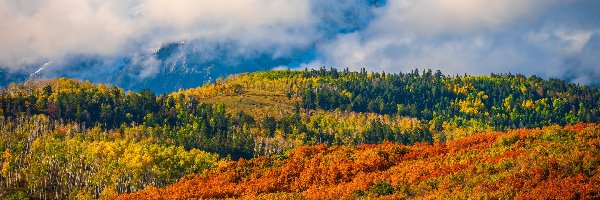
[
  {"xmin": 303, "ymin": 0, "xmax": 600, "ymax": 86},
  {"xmin": 1, "ymin": 0, "xmax": 599, "ymax": 87},
  {"xmin": 368, "ymin": 0, "xmax": 554, "ymax": 35},
  {"xmin": 309, "ymin": 0, "xmax": 555, "ymax": 71},
  {"xmin": 0, "ymin": 0, "xmax": 135, "ymax": 66},
  {"xmin": 0, "ymin": 0, "xmax": 313, "ymax": 69},
  {"xmin": 555, "ymin": 30, "xmax": 594, "ymax": 54}
]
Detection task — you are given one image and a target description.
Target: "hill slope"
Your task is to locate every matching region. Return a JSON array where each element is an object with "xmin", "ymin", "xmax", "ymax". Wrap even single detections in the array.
[
  {"xmin": 116, "ymin": 123, "xmax": 600, "ymax": 199},
  {"xmin": 0, "ymin": 69, "xmax": 599, "ymax": 199}
]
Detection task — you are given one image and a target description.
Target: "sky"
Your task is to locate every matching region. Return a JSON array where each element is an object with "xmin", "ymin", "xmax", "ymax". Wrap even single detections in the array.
[{"xmin": 1, "ymin": 0, "xmax": 599, "ymax": 86}]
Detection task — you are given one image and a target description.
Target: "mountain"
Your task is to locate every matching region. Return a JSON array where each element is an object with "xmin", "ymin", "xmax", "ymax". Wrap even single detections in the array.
[
  {"xmin": 2, "ymin": 40, "xmax": 313, "ymax": 94},
  {"xmin": 4, "ymin": 34, "xmax": 599, "ymax": 94},
  {"xmin": 0, "ymin": 69, "xmax": 598, "ymax": 199},
  {"xmin": 0, "ymin": 0, "xmax": 395, "ymax": 94},
  {"xmin": 0, "ymin": 68, "xmax": 29, "ymax": 87}
]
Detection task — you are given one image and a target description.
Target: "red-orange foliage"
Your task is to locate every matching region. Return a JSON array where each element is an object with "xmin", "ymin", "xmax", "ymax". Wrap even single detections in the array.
[{"xmin": 114, "ymin": 123, "xmax": 600, "ymax": 199}]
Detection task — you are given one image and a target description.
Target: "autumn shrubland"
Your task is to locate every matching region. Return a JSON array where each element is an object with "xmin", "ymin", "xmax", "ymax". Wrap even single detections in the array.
[
  {"xmin": 116, "ymin": 123, "xmax": 599, "ymax": 199},
  {"xmin": 0, "ymin": 68, "xmax": 599, "ymax": 199}
]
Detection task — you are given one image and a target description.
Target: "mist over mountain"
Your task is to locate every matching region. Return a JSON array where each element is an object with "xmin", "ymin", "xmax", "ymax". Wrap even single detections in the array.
[
  {"xmin": 1, "ymin": 0, "xmax": 384, "ymax": 93},
  {"xmin": 1, "ymin": 0, "xmax": 599, "ymax": 92},
  {"xmin": 19, "ymin": 40, "xmax": 316, "ymax": 93}
]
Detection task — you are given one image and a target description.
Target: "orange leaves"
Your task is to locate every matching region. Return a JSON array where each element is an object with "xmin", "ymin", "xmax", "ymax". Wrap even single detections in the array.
[
  {"xmin": 419, "ymin": 163, "xmax": 469, "ymax": 182},
  {"xmin": 114, "ymin": 123, "xmax": 600, "ymax": 199},
  {"xmin": 447, "ymin": 132, "xmax": 501, "ymax": 153},
  {"xmin": 512, "ymin": 171, "xmax": 600, "ymax": 200},
  {"xmin": 290, "ymin": 144, "xmax": 327, "ymax": 160},
  {"xmin": 486, "ymin": 150, "xmax": 521, "ymax": 164}
]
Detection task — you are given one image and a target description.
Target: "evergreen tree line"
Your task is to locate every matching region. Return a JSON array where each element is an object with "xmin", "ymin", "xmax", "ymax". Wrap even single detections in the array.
[
  {"xmin": 296, "ymin": 67, "xmax": 599, "ymax": 130},
  {"xmin": 0, "ymin": 78, "xmax": 434, "ymax": 160}
]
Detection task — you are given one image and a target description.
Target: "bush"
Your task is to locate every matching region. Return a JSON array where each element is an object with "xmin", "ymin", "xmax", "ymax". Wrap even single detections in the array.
[
  {"xmin": 351, "ymin": 190, "xmax": 367, "ymax": 198},
  {"xmin": 5, "ymin": 191, "xmax": 29, "ymax": 200},
  {"xmin": 370, "ymin": 182, "xmax": 394, "ymax": 196},
  {"xmin": 541, "ymin": 126, "xmax": 575, "ymax": 142},
  {"xmin": 496, "ymin": 133, "xmax": 519, "ymax": 147}
]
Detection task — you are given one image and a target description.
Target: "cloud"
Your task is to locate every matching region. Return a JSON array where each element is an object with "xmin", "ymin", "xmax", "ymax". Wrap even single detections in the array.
[
  {"xmin": 0, "ymin": 0, "xmax": 314, "ymax": 69},
  {"xmin": 1, "ymin": 0, "xmax": 599, "ymax": 88},
  {"xmin": 369, "ymin": 0, "xmax": 543, "ymax": 34},
  {"xmin": 563, "ymin": 33, "xmax": 600, "ymax": 85},
  {"xmin": 303, "ymin": 0, "xmax": 600, "ymax": 86},
  {"xmin": 0, "ymin": 0, "xmax": 134, "ymax": 66}
]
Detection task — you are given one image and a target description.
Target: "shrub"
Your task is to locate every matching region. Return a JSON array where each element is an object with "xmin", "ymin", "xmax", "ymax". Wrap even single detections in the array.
[{"xmin": 370, "ymin": 182, "xmax": 394, "ymax": 196}]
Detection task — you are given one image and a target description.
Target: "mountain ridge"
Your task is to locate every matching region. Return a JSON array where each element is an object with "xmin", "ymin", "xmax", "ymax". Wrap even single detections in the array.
[{"xmin": 0, "ymin": 69, "xmax": 598, "ymax": 199}]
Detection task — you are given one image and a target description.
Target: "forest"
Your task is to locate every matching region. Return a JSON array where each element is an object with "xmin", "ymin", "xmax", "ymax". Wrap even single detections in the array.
[
  {"xmin": 0, "ymin": 68, "xmax": 598, "ymax": 199},
  {"xmin": 116, "ymin": 123, "xmax": 600, "ymax": 199}
]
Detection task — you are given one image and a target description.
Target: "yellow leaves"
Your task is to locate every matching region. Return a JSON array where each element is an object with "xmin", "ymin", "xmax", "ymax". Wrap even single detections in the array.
[
  {"xmin": 536, "ymin": 98, "xmax": 548, "ymax": 107},
  {"xmin": 100, "ymin": 186, "xmax": 118, "ymax": 198},
  {"xmin": 520, "ymin": 85, "xmax": 528, "ymax": 93},
  {"xmin": 448, "ymin": 83, "xmax": 474, "ymax": 95},
  {"xmin": 96, "ymin": 84, "xmax": 109, "ymax": 94},
  {"xmin": 395, "ymin": 117, "xmax": 420, "ymax": 132},
  {"xmin": 476, "ymin": 91, "xmax": 488, "ymax": 100},
  {"xmin": 521, "ymin": 99, "xmax": 534, "ymax": 109},
  {"xmin": 441, "ymin": 120, "xmax": 494, "ymax": 141},
  {"xmin": 457, "ymin": 86, "xmax": 468, "ymax": 95},
  {"xmin": 1, "ymin": 149, "xmax": 11, "ymax": 178},
  {"xmin": 503, "ymin": 95, "xmax": 513, "ymax": 110},
  {"xmin": 340, "ymin": 90, "xmax": 353, "ymax": 99},
  {"xmin": 20, "ymin": 131, "xmax": 220, "ymax": 197},
  {"xmin": 458, "ymin": 92, "xmax": 488, "ymax": 116},
  {"xmin": 75, "ymin": 189, "xmax": 94, "ymax": 200}
]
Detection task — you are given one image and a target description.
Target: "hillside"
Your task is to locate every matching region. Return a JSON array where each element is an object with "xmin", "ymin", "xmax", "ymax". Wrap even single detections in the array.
[
  {"xmin": 116, "ymin": 123, "xmax": 600, "ymax": 199},
  {"xmin": 0, "ymin": 68, "xmax": 599, "ymax": 199}
]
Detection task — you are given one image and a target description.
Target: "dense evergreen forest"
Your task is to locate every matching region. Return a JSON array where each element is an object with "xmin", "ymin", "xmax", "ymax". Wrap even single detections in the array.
[{"xmin": 0, "ymin": 68, "xmax": 598, "ymax": 199}]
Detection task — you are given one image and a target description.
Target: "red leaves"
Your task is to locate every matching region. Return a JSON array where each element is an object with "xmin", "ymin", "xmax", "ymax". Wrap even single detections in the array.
[
  {"xmin": 515, "ymin": 173, "xmax": 599, "ymax": 200},
  {"xmin": 447, "ymin": 132, "xmax": 501, "ymax": 153},
  {"xmin": 486, "ymin": 150, "xmax": 521, "ymax": 163},
  {"xmin": 113, "ymin": 123, "xmax": 600, "ymax": 199},
  {"xmin": 419, "ymin": 163, "xmax": 469, "ymax": 182}
]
